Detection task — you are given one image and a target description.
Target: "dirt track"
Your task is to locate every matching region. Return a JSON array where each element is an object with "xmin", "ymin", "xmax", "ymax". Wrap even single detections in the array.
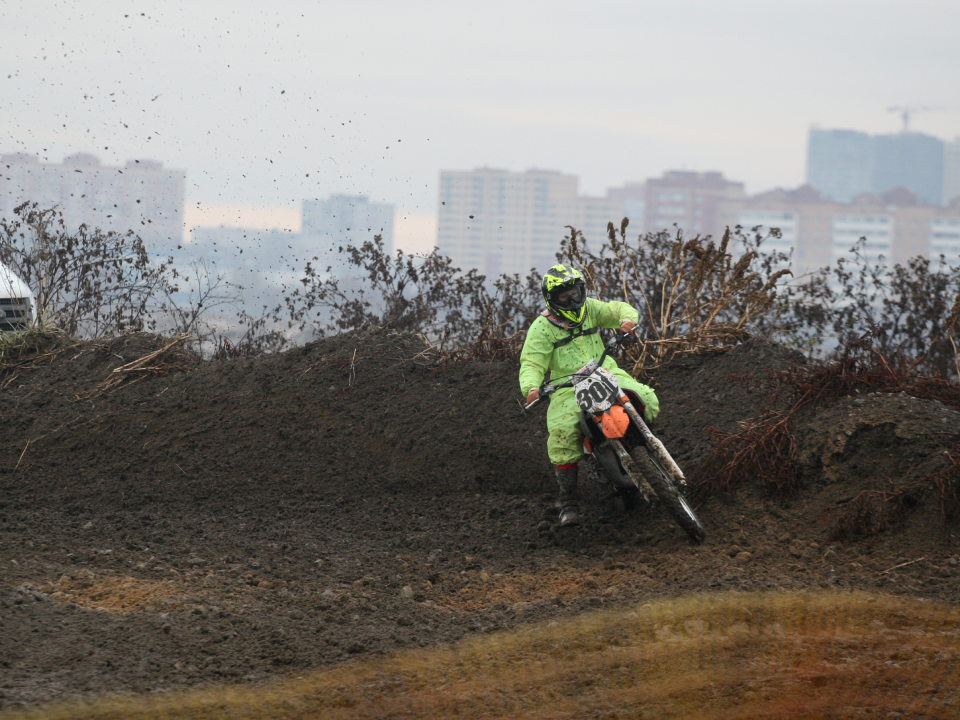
[{"xmin": 2, "ymin": 329, "xmax": 959, "ymax": 709}]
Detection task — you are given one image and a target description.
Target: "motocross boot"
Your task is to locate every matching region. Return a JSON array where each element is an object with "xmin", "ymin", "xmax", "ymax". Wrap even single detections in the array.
[{"xmin": 555, "ymin": 465, "xmax": 581, "ymax": 527}]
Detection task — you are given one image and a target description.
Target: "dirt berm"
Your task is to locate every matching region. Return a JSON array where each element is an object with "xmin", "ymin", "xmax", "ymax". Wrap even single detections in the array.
[{"xmin": 2, "ymin": 328, "xmax": 959, "ymax": 708}]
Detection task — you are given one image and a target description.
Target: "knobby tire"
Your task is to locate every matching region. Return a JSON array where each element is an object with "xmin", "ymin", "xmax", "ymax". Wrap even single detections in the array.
[{"xmin": 630, "ymin": 446, "xmax": 706, "ymax": 544}]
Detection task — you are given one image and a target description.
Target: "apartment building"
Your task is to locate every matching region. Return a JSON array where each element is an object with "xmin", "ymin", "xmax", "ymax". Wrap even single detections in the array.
[
  {"xmin": 187, "ymin": 194, "xmax": 394, "ymax": 282},
  {"xmin": 302, "ymin": 194, "xmax": 394, "ymax": 255},
  {"xmin": 0, "ymin": 152, "xmax": 185, "ymax": 246},
  {"xmin": 717, "ymin": 185, "xmax": 960, "ymax": 274},
  {"xmin": 642, "ymin": 171, "xmax": 745, "ymax": 238},
  {"xmin": 436, "ymin": 168, "xmax": 621, "ymax": 278},
  {"xmin": 944, "ymin": 138, "xmax": 960, "ymax": 206},
  {"xmin": 604, "ymin": 182, "xmax": 646, "ymax": 229}
]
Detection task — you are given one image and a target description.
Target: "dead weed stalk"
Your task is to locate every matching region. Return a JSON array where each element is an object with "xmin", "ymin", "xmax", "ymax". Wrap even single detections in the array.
[
  {"xmin": 0, "ymin": 324, "xmax": 70, "ymax": 373},
  {"xmin": 75, "ymin": 333, "xmax": 192, "ymax": 399},
  {"xmin": 829, "ymin": 454, "xmax": 960, "ymax": 541},
  {"xmin": 828, "ymin": 481, "xmax": 921, "ymax": 541},
  {"xmin": 562, "ymin": 222, "xmax": 791, "ymax": 376}
]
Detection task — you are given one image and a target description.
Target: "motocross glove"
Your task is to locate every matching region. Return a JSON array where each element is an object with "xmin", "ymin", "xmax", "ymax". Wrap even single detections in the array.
[
  {"xmin": 619, "ymin": 320, "xmax": 638, "ymax": 335},
  {"xmin": 526, "ymin": 388, "xmax": 540, "ymax": 404}
]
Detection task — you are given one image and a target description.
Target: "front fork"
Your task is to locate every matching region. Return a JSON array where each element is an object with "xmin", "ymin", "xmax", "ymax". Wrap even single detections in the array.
[
  {"xmin": 620, "ymin": 400, "xmax": 687, "ymax": 488},
  {"xmin": 585, "ymin": 434, "xmax": 657, "ymax": 506}
]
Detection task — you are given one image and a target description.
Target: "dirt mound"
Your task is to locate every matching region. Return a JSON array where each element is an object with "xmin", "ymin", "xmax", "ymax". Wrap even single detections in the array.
[
  {"xmin": 2, "ymin": 330, "xmax": 959, "ymax": 709},
  {"xmin": 650, "ymin": 337, "xmax": 806, "ymax": 469},
  {"xmin": 796, "ymin": 391, "xmax": 960, "ymax": 486}
]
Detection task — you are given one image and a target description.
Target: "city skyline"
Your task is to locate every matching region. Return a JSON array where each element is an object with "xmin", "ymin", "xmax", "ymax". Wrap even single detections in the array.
[
  {"xmin": 5, "ymin": 145, "xmax": 960, "ymax": 277},
  {"xmin": 806, "ymin": 128, "xmax": 959, "ymax": 205},
  {"xmin": 3, "ymin": 0, "xmax": 959, "ymax": 254},
  {"xmin": 0, "ymin": 152, "xmax": 185, "ymax": 246}
]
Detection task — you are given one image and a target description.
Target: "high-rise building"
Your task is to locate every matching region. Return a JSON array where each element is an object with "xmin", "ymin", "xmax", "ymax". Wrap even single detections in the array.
[
  {"xmin": 806, "ymin": 128, "xmax": 947, "ymax": 206},
  {"xmin": 944, "ymin": 138, "xmax": 960, "ymax": 206},
  {"xmin": 929, "ymin": 216, "xmax": 960, "ymax": 259},
  {"xmin": 643, "ymin": 171, "xmax": 745, "ymax": 237},
  {"xmin": 872, "ymin": 133, "xmax": 944, "ymax": 205},
  {"xmin": 0, "ymin": 153, "xmax": 185, "ymax": 246},
  {"xmin": 185, "ymin": 195, "xmax": 394, "ymax": 296},
  {"xmin": 806, "ymin": 129, "xmax": 875, "ymax": 203},
  {"xmin": 436, "ymin": 168, "xmax": 620, "ymax": 278},
  {"xmin": 604, "ymin": 182, "xmax": 646, "ymax": 230},
  {"xmin": 302, "ymin": 194, "xmax": 394, "ymax": 255}
]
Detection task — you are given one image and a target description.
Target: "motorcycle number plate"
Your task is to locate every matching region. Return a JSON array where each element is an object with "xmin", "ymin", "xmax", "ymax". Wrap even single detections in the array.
[{"xmin": 573, "ymin": 367, "xmax": 621, "ymax": 413}]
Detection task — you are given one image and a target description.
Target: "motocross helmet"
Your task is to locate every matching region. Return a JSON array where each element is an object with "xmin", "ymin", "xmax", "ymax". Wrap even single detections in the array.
[{"xmin": 541, "ymin": 265, "xmax": 587, "ymax": 326}]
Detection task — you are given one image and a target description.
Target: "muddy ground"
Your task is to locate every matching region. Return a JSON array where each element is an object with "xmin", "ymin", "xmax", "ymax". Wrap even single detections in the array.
[{"xmin": 2, "ymin": 329, "xmax": 959, "ymax": 709}]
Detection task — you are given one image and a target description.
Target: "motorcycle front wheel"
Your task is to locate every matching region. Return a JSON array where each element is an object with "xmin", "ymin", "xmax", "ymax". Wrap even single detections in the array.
[{"xmin": 630, "ymin": 446, "xmax": 706, "ymax": 544}]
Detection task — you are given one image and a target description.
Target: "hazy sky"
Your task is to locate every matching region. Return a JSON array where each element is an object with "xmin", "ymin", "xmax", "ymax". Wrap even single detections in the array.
[{"xmin": 3, "ymin": 0, "xmax": 959, "ymax": 251}]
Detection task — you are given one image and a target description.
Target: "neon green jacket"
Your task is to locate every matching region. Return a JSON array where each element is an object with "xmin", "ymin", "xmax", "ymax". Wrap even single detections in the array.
[{"xmin": 519, "ymin": 297, "xmax": 640, "ymax": 395}]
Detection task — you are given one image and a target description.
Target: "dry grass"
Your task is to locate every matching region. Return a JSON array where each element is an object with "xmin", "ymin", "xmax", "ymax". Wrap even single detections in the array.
[
  {"xmin": 426, "ymin": 565, "xmax": 634, "ymax": 612},
  {"xmin": 0, "ymin": 324, "xmax": 70, "ymax": 373},
  {"xmin": 6, "ymin": 590, "xmax": 960, "ymax": 720},
  {"xmin": 74, "ymin": 333, "xmax": 192, "ymax": 399}
]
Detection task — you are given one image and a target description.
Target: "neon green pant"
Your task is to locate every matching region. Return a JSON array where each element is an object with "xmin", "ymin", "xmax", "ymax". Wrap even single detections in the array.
[{"xmin": 545, "ymin": 369, "xmax": 659, "ymax": 466}]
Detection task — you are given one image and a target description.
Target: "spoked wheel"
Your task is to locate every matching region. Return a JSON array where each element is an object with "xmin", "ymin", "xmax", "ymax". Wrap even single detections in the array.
[{"xmin": 630, "ymin": 446, "xmax": 706, "ymax": 544}]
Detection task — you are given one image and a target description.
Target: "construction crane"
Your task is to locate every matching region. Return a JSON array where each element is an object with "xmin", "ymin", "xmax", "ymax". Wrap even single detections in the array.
[{"xmin": 887, "ymin": 105, "xmax": 946, "ymax": 132}]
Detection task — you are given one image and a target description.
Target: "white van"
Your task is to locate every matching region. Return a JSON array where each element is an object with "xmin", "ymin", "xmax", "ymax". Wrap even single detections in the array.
[{"xmin": 0, "ymin": 262, "xmax": 35, "ymax": 332}]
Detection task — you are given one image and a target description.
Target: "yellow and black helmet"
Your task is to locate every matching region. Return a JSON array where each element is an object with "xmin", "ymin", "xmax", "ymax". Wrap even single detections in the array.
[{"xmin": 541, "ymin": 265, "xmax": 587, "ymax": 326}]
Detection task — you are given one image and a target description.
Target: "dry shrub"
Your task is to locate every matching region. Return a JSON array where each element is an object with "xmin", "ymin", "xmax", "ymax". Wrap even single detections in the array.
[
  {"xmin": 695, "ymin": 329, "xmax": 960, "ymax": 501},
  {"xmin": 700, "ymin": 415, "xmax": 800, "ymax": 498},
  {"xmin": 560, "ymin": 221, "xmax": 791, "ymax": 375},
  {"xmin": 780, "ymin": 239, "xmax": 960, "ymax": 379},
  {"xmin": 828, "ymin": 453, "xmax": 960, "ymax": 541},
  {"xmin": 828, "ymin": 481, "xmax": 921, "ymax": 540},
  {"xmin": 8, "ymin": 591, "xmax": 960, "ymax": 720},
  {"xmin": 0, "ymin": 203, "xmax": 173, "ymax": 337},
  {"xmin": 278, "ymin": 221, "xmax": 792, "ymax": 369},
  {"xmin": 212, "ymin": 309, "xmax": 290, "ymax": 360}
]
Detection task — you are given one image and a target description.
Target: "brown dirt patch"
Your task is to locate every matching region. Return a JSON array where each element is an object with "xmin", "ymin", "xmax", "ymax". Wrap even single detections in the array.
[{"xmin": 30, "ymin": 572, "xmax": 186, "ymax": 614}]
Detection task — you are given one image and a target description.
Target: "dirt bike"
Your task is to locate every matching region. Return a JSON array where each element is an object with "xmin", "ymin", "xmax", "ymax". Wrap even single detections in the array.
[{"xmin": 525, "ymin": 333, "xmax": 706, "ymax": 544}]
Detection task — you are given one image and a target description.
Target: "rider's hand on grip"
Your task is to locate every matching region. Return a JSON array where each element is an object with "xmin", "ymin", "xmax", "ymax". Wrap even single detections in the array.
[
  {"xmin": 526, "ymin": 388, "xmax": 540, "ymax": 405},
  {"xmin": 619, "ymin": 320, "xmax": 637, "ymax": 335}
]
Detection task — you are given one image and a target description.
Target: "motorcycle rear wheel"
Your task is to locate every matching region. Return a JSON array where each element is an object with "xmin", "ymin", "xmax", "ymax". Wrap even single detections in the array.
[{"xmin": 630, "ymin": 446, "xmax": 706, "ymax": 544}]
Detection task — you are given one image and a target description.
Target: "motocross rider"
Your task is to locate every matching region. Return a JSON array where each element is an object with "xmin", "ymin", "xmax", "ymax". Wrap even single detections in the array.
[{"xmin": 520, "ymin": 265, "xmax": 659, "ymax": 527}]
